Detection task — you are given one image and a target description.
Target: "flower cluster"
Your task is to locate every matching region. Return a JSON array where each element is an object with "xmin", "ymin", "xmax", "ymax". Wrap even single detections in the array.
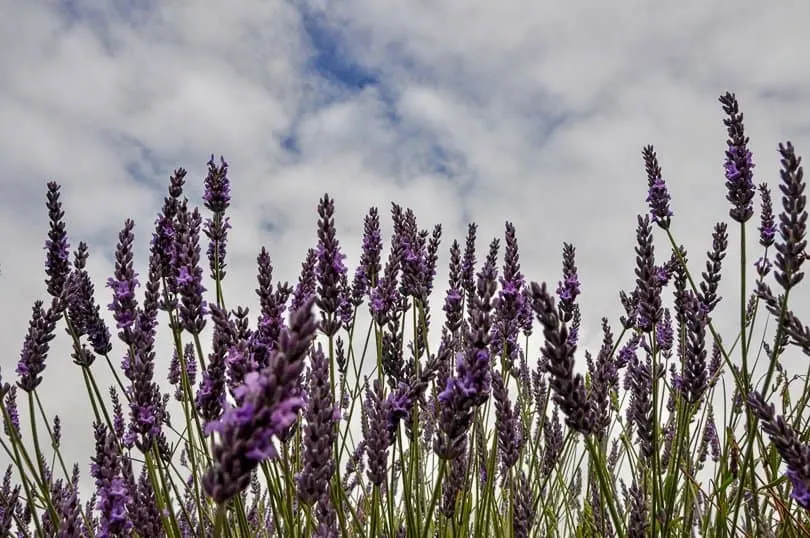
[{"xmin": 5, "ymin": 92, "xmax": 810, "ymax": 538}]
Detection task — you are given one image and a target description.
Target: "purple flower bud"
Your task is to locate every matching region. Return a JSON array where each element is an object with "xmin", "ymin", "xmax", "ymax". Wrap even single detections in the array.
[
  {"xmin": 362, "ymin": 378, "xmax": 391, "ymax": 486},
  {"xmin": 634, "ymin": 215, "xmax": 662, "ymax": 333},
  {"xmin": 202, "ymin": 155, "xmax": 231, "ymax": 213},
  {"xmin": 529, "ymin": 282, "xmax": 592, "ymax": 434},
  {"xmin": 297, "ymin": 344, "xmax": 338, "ymax": 505},
  {"xmin": 773, "ymin": 142, "xmax": 807, "ymax": 292},
  {"xmin": 91, "ymin": 423, "xmax": 132, "ymax": 537},
  {"xmin": 203, "ymin": 298, "xmax": 317, "ymax": 504},
  {"xmin": 173, "ymin": 204, "xmax": 207, "ymax": 334},
  {"xmin": 698, "ymin": 222, "xmax": 728, "ymax": 314},
  {"xmin": 351, "ymin": 207, "xmax": 383, "ymax": 304},
  {"xmin": 4, "ymin": 387, "xmax": 19, "ymax": 436},
  {"xmin": 759, "ymin": 183, "xmax": 776, "ymax": 248},
  {"xmin": 316, "ymin": 195, "xmax": 349, "ymax": 336},
  {"xmin": 15, "ymin": 298, "xmax": 57, "ymax": 393},
  {"xmin": 720, "ymin": 92, "xmax": 756, "ymax": 223},
  {"xmin": 107, "ymin": 220, "xmax": 140, "ymax": 342},
  {"xmin": 44, "ymin": 182, "xmax": 71, "ymax": 299},
  {"xmin": 643, "ymin": 145, "xmax": 673, "ymax": 229}
]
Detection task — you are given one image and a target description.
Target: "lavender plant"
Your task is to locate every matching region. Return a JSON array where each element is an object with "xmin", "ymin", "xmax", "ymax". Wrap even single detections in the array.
[{"xmin": 3, "ymin": 93, "xmax": 810, "ymax": 537}]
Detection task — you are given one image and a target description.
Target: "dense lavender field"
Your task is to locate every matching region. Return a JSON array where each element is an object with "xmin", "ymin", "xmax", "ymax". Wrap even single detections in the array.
[{"xmin": 2, "ymin": 92, "xmax": 809, "ymax": 537}]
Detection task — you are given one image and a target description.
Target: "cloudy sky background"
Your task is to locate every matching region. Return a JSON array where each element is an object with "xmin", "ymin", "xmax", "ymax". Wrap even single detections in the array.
[{"xmin": 2, "ymin": 0, "xmax": 810, "ymax": 504}]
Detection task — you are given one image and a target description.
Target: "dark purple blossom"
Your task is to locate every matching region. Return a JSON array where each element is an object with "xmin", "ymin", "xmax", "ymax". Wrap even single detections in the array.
[
  {"xmin": 720, "ymin": 92, "xmax": 756, "ymax": 223},
  {"xmin": 643, "ymin": 145, "xmax": 673, "ymax": 229},
  {"xmin": 107, "ymin": 220, "xmax": 139, "ymax": 342},
  {"xmin": 91, "ymin": 423, "xmax": 132, "ymax": 537},
  {"xmin": 461, "ymin": 223, "xmax": 478, "ymax": 304},
  {"xmin": 44, "ymin": 182, "xmax": 71, "ymax": 299},
  {"xmin": 656, "ymin": 308, "xmax": 673, "ymax": 355},
  {"xmin": 297, "ymin": 344, "xmax": 338, "ymax": 506},
  {"xmin": 529, "ymin": 282, "xmax": 592, "ymax": 434},
  {"xmin": 203, "ymin": 298, "xmax": 316, "ymax": 504},
  {"xmin": 121, "ymin": 255, "xmax": 167, "ymax": 452},
  {"xmin": 109, "ymin": 388, "xmax": 125, "ymax": 441},
  {"xmin": 52, "ymin": 477, "xmax": 84, "ymax": 538},
  {"xmin": 773, "ymin": 142, "xmax": 807, "ymax": 292},
  {"xmin": 628, "ymin": 356, "xmax": 654, "ymax": 461},
  {"xmin": 4, "ymin": 386, "xmax": 19, "ymax": 436},
  {"xmin": 759, "ymin": 183, "xmax": 776, "ymax": 248},
  {"xmin": 203, "ymin": 156, "xmax": 232, "ymax": 282},
  {"xmin": 748, "ymin": 391, "xmax": 810, "ymax": 511},
  {"xmin": 316, "ymin": 195, "xmax": 349, "ymax": 336},
  {"xmin": 556, "ymin": 243, "xmax": 580, "ymax": 323},
  {"xmin": 492, "ymin": 370, "xmax": 521, "ymax": 474},
  {"xmin": 697, "ymin": 222, "xmax": 728, "ymax": 315},
  {"xmin": 435, "ymin": 343, "xmax": 491, "ymax": 459},
  {"xmin": 202, "ymin": 155, "xmax": 231, "ymax": 213},
  {"xmin": 441, "ymin": 452, "xmax": 467, "ymax": 517},
  {"xmin": 513, "ymin": 471, "xmax": 535, "ymax": 538},
  {"xmin": 634, "ymin": 215, "xmax": 663, "ymax": 333},
  {"xmin": 64, "ymin": 243, "xmax": 112, "ymax": 358},
  {"xmin": 682, "ymin": 293, "xmax": 708, "ymax": 405},
  {"xmin": 492, "ymin": 223, "xmax": 526, "ymax": 368},
  {"xmin": 627, "ymin": 481, "xmax": 649, "ymax": 538},
  {"xmin": 351, "ymin": 208, "xmax": 383, "ymax": 304},
  {"xmin": 362, "ymin": 378, "xmax": 391, "ymax": 487},
  {"xmin": 173, "ymin": 203, "xmax": 208, "ymax": 334},
  {"xmin": 16, "ymin": 299, "xmax": 59, "ymax": 392},
  {"xmin": 393, "ymin": 204, "xmax": 430, "ymax": 304},
  {"xmin": 443, "ymin": 240, "xmax": 465, "ymax": 335},
  {"xmin": 291, "ymin": 248, "xmax": 318, "ymax": 314},
  {"xmin": 369, "ymin": 237, "xmax": 402, "ymax": 327}
]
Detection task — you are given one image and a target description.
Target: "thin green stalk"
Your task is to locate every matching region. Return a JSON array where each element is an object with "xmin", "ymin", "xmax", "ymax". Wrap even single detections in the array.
[
  {"xmin": 584, "ymin": 435, "xmax": 625, "ymax": 538},
  {"xmin": 421, "ymin": 459, "xmax": 446, "ymax": 538}
]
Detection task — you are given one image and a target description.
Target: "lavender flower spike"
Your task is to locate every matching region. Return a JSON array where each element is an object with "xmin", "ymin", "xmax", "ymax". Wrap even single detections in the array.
[
  {"xmin": 16, "ymin": 299, "xmax": 59, "ymax": 393},
  {"xmin": 774, "ymin": 142, "xmax": 807, "ymax": 292},
  {"xmin": 91, "ymin": 423, "xmax": 133, "ymax": 537},
  {"xmin": 719, "ymin": 92, "xmax": 756, "ymax": 223},
  {"xmin": 528, "ymin": 281, "xmax": 592, "ymax": 434},
  {"xmin": 44, "ymin": 181, "xmax": 71, "ymax": 299},
  {"xmin": 297, "ymin": 343, "xmax": 338, "ymax": 505},
  {"xmin": 203, "ymin": 297, "xmax": 317, "ymax": 504},
  {"xmin": 643, "ymin": 145, "xmax": 673, "ymax": 230}
]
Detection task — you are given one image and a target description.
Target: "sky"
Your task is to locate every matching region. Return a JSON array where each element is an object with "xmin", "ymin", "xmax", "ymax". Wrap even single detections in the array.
[{"xmin": 1, "ymin": 0, "xmax": 810, "ymax": 506}]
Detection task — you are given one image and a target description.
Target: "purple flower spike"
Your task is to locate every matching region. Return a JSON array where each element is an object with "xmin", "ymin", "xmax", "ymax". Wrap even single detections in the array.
[
  {"xmin": 203, "ymin": 298, "xmax": 317, "ymax": 504},
  {"xmin": 202, "ymin": 155, "xmax": 231, "ymax": 214},
  {"xmin": 351, "ymin": 207, "xmax": 383, "ymax": 304},
  {"xmin": 173, "ymin": 204, "xmax": 208, "ymax": 334},
  {"xmin": 203, "ymin": 155, "xmax": 232, "ymax": 282},
  {"xmin": 362, "ymin": 378, "xmax": 391, "ymax": 487},
  {"xmin": 773, "ymin": 142, "xmax": 807, "ymax": 292},
  {"xmin": 529, "ymin": 282, "xmax": 592, "ymax": 435},
  {"xmin": 555, "ymin": 243, "xmax": 580, "ymax": 323},
  {"xmin": 788, "ymin": 466, "xmax": 810, "ymax": 509},
  {"xmin": 634, "ymin": 215, "xmax": 663, "ymax": 333},
  {"xmin": 91, "ymin": 423, "xmax": 132, "ymax": 538},
  {"xmin": 16, "ymin": 299, "xmax": 59, "ymax": 392},
  {"xmin": 44, "ymin": 181, "xmax": 71, "ymax": 299},
  {"xmin": 297, "ymin": 344, "xmax": 338, "ymax": 506},
  {"xmin": 492, "ymin": 222, "xmax": 526, "ymax": 368},
  {"xmin": 107, "ymin": 220, "xmax": 140, "ymax": 343},
  {"xmin": 643, "ymin": 145, "xmax": 673, "ymax": 229},
  {"xmin": 492, "ymin": 371, "xmax": 521, "ymax": 474},
  {"xmin": 719, "ymin": 92, "xmax": 756, "ymax": 223},
  {"xmin": 65, "ymin": 243, "xmax": 112, "ymax": 358},
  {"xmin": 316, "ymin": 194, "xmax": 349, "ymax": 336},
  {"xmin": 759, "ymin": 183, "xmax": 776, "ymax": 248}
]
